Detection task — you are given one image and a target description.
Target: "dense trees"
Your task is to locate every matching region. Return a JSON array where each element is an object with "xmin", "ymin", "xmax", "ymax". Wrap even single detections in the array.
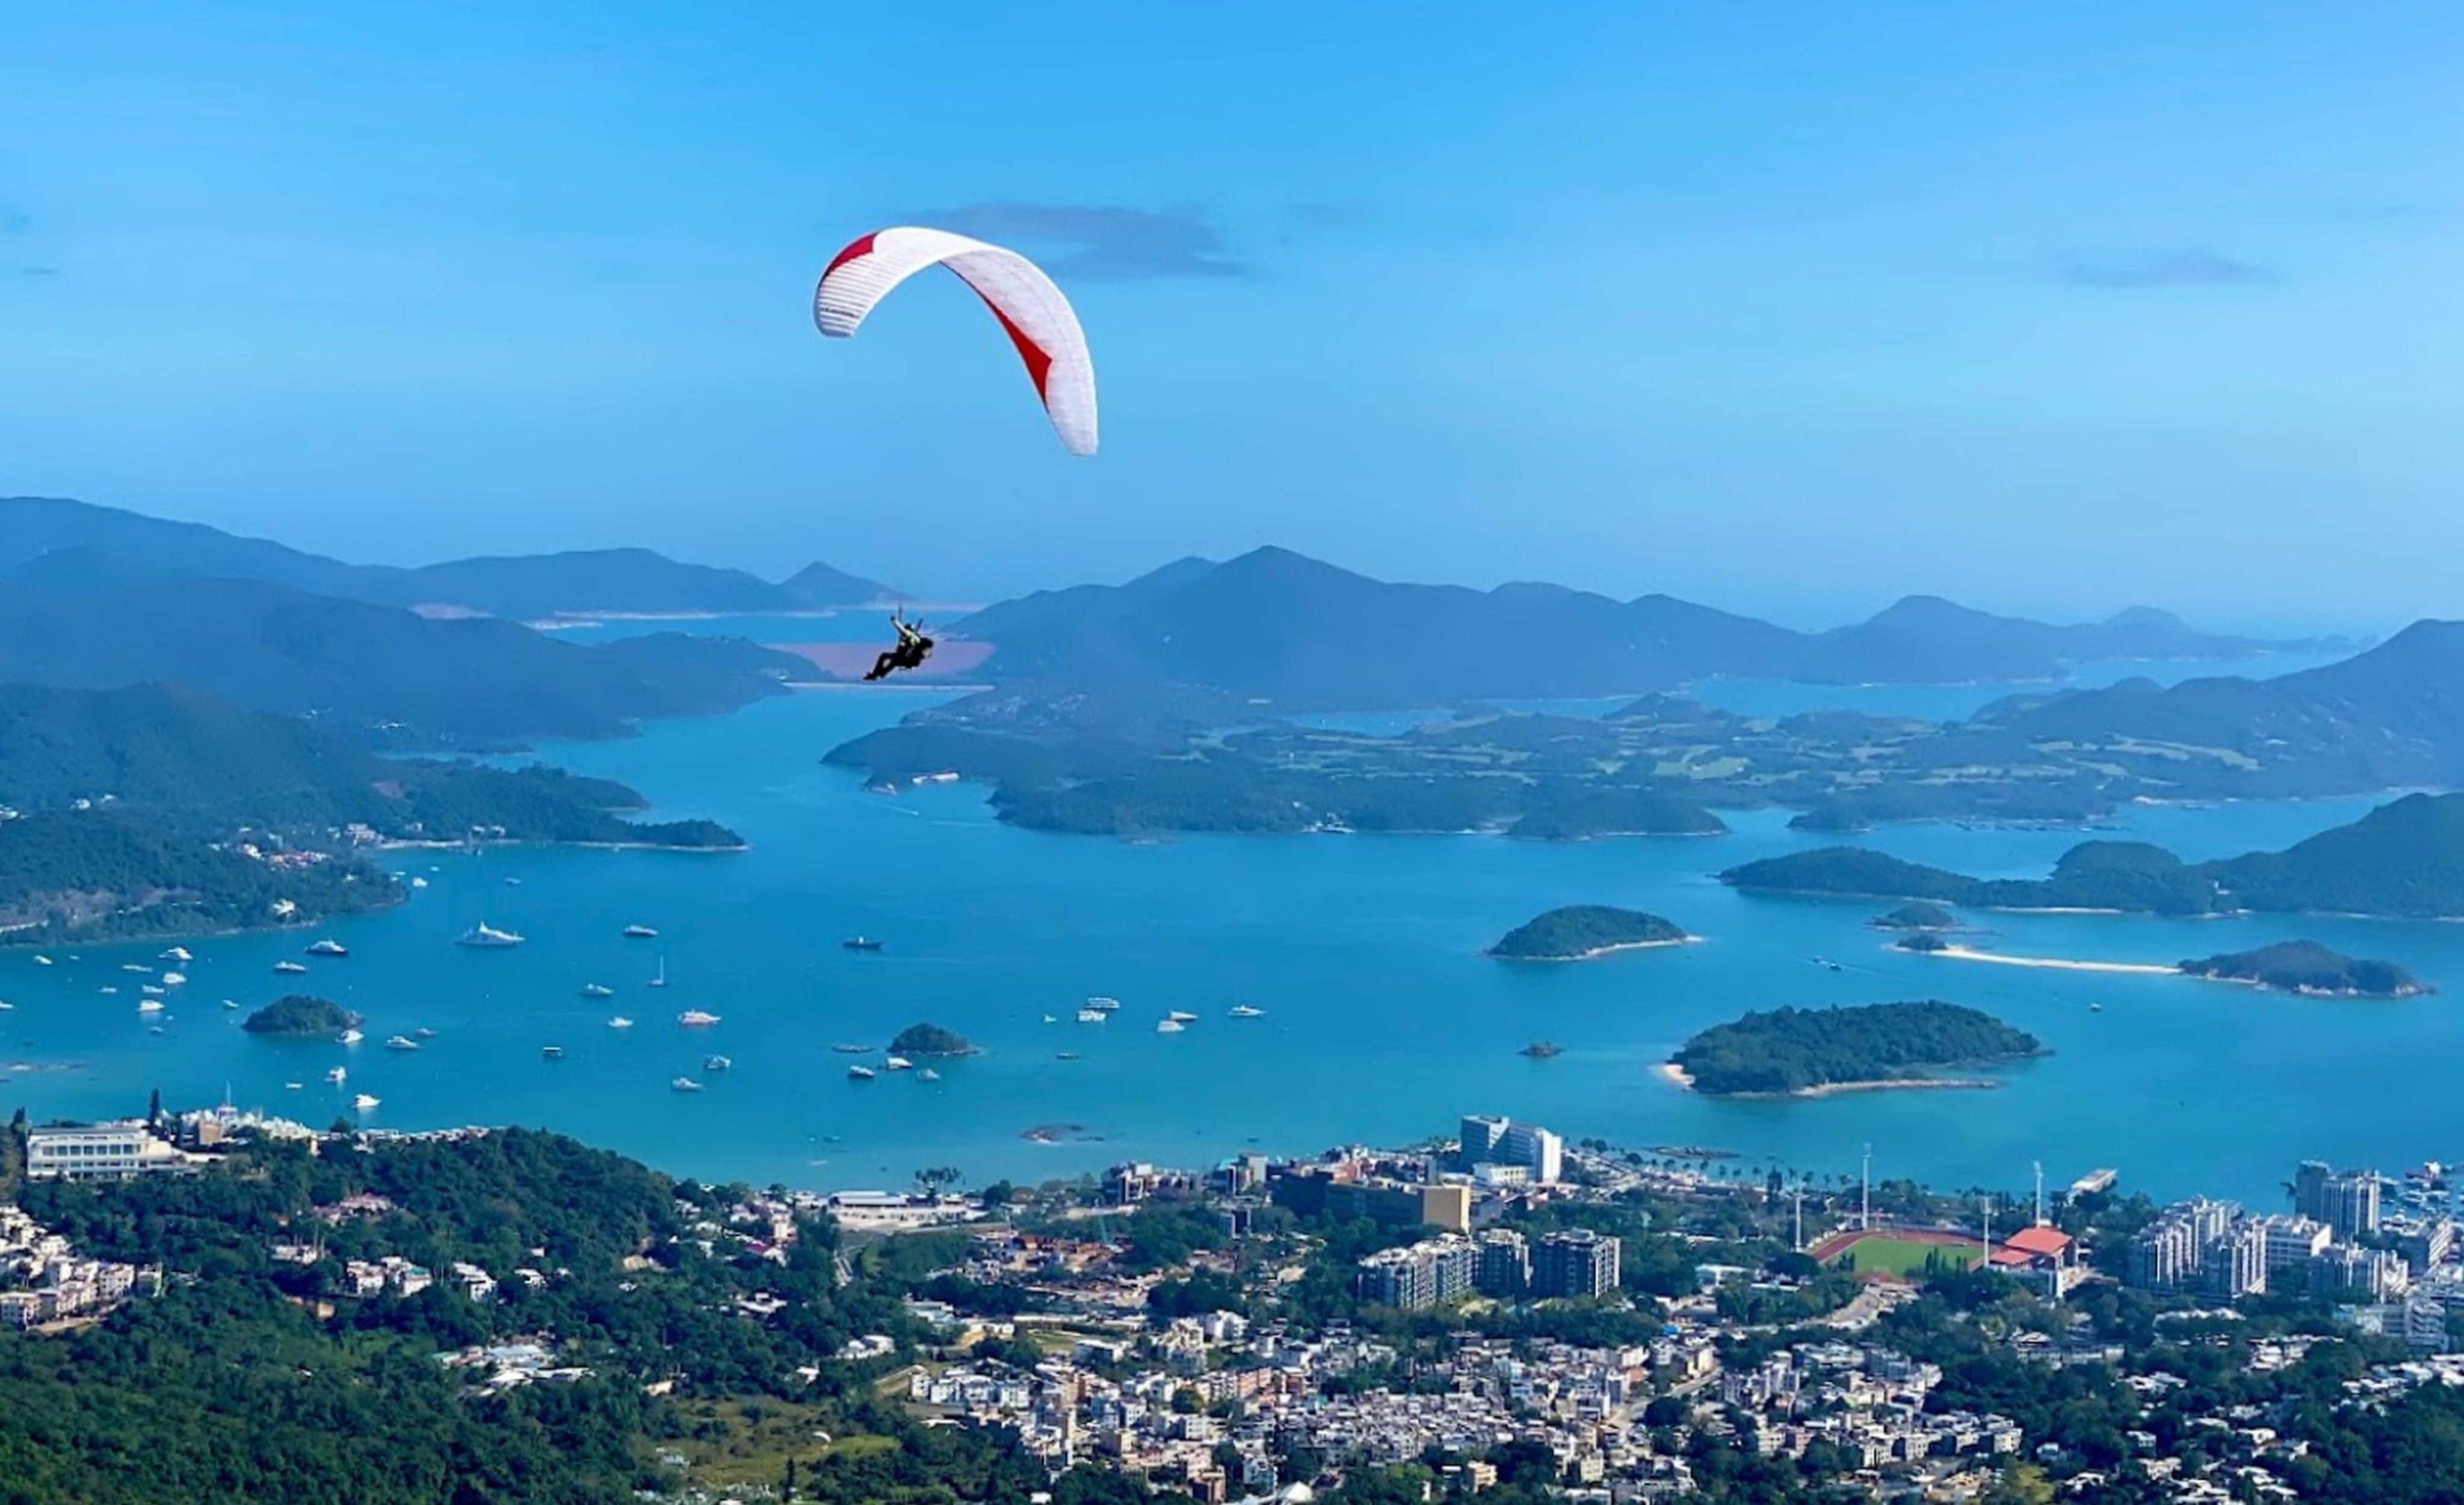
[
  {"xmin": 1486, "ymin": 905, "xmax": 1687, "ymax": 959},
  {"xmin": 1672, "ymin": 1002, "xmax": 2044, "ymax": 1095}
]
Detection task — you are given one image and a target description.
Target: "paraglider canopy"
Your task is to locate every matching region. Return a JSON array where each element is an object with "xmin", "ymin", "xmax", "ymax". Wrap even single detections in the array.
[{"xmin": 814, "ymin": 226, "xmax": 1098, "ymax": 457}]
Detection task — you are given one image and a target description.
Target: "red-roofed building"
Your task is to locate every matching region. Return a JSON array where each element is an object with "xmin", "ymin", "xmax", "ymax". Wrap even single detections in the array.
[{"xmin": 1995, "ymin": 1225, "xmax": 2082, "ymax": 1297}]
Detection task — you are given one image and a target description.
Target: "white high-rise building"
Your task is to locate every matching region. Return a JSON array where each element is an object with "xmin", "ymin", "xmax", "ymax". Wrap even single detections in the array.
[{"xmin": 1498, "ymin": 1122, "xmax": 1564, "ymax": 1185}]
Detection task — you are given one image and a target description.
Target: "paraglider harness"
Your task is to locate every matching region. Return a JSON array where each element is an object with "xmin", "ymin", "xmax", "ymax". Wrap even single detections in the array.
[{"xmin": 865, "ymin": 610, "xmax": 935, "ymax": 682}]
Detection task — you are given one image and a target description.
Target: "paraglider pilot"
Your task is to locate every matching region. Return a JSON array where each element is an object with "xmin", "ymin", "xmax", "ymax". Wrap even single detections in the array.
[{"xmin": 865, "ymin": 611, "xmax": 934, "ymax": 682}]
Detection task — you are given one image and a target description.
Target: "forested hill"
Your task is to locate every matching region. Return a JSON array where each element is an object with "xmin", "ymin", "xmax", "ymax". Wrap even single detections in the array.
[{"xmin": 1723, "ymin": 794, "xmax": 2464, "ymax": 920}]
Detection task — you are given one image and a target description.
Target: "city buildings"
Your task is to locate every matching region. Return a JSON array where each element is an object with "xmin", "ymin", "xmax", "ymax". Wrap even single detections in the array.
[
  {"xmin": 1532, "ymin": 1228, "xmax": 1620, "ymax": 1299},
  {"xmin": 2293, "ymin": 1160, "xmax": 2383, "ymax": 1241}
]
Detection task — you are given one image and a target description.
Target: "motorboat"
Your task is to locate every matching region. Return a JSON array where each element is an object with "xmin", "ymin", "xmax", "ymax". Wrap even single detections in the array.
[
  {"xmin": 353, "ymin": 1094, "xmax": 380, "ymax": 1111},
  {"xmin": 581, "ymin": 982, "xmax": 614, "ymax": 999},
  {"xmin": 306, "ymin": 939, "xmax": 348, "ymax": 958},
  {"xmin": 842, "ymin": 936, "xmax": 883, "ymax": 952},
  {"xmin": 1076, "ymin": 1009, "xmax": 1106, "ymax": 1024},
  {"xmin": 883, "ymin": 1055, "xmax": 913, "ymax": 1072},
  {"xmin": 677, "ymin": 1009, "xmax": 720, "ymax": 1027},
  {"xmin": 623, "ymin": 924, "xmax": 658, "ymax": 939},
  {"xmin": 338, "ymin": 1029, "xmax": 363, "ymax": 1045},
  {"xmin": 1230, "ymin": 1005, "xmax": 1265, "ymax": 1018},
  {"xmin": 608, "ymin": 1015, "xmax": 634, "ymax": 1030},
  {"xmin": 274, "ymin": 961, "xmax": 309, "ymax": 975},
  {"xmin": 325, "ymin": 1066, "xmax": 347, "ymax": 1085},
  {"xmin": 1156, "ymin": 1019, "xmax": 1185, "ymax": 1034},
  {"xmin": 454, "ymin": 923, "xmax": 523, "ymax": 949},
  {"xmin": 916, "ymin": 1066, "xmax": 940, "ymax": 1082},
  {"xmin": 1084, "ymin": 996, "xmax": 1120, "ymax": 1012},
  {"xmin": 542, "ymin": 1045, "xmax": 566, "ymax": 1060},
  {"xmin": 384, "ymin": 1035, "xmax": 419, "ymax": 1051},
  {"xmin": 847, "ymin": 1065, "xmax": 876, "ymax": 1081},
  {"xmin": 670, "ymin": 1077, "xmax": 703, "ymax": 1093},
  {"xmin": 702, "ymin": 1054, "xmax": 732, "ymax": 1073},
  {"xmin": 1166, "ymin": 1010, "xmax": 1198, "ymax": 1024},
  {"xmin": 160, "ymin": 947, "xmax": 193, "ymax": 963}
]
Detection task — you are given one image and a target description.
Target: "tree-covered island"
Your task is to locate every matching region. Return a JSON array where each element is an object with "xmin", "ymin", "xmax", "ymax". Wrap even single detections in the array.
[
  {"xmin": 888, "ymin": 1022, "xmax": 976, "ymax": 1057},
  {"xmin": 1873, "ymin": 901, "xmax": 1959, "ymax": 931},
  {"xmin": 2178, "ymin": 940, "xmax": 2430, "ymax": 998},
  {"xmin": 240, "ymin": 995, "xmax": 363, "ymax": 1037},
  {"xmin": 1487, "ymin": 906, "xmax": 1689, "ymax": 961},
  {"xmin": 1669, "ymin": 1000, "xmax": 2047, "ymax": 1097}
]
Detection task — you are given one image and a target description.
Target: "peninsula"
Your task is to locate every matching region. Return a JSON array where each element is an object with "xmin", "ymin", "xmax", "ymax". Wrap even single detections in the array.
[
  {"xmin": 1667, "ymin": 1001, "xmax": 2046, "ymax": 1098},
  {"xmin": 1487, "ymin": 906, "xmax": 1688, "ymax": 961},
  {"xmin": 2178, "ymin": 941, "xmax": 2430, "ymax": 999}
]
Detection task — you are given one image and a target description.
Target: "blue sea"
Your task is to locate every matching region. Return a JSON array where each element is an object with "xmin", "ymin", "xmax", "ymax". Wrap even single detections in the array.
[{"xmin": 0, "ymin": 637, "xmax": 2441, "ymax": 1209}]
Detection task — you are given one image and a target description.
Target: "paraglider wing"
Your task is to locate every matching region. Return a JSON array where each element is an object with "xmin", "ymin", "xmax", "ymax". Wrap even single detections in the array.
[{"xmin": 814, "ymin": 227, "xmax": 1098, "ymax": 457}]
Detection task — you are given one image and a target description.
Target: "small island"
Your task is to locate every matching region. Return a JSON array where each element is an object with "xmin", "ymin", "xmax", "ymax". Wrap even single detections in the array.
[
  {"xmin": 1667, "ymin": 1000, "xmax": 2046, "ymax": 1098},
  {"xmin": 2178, "ymin": 940, "xmax": 2430, "ymax": 999},
  {"xmin": 241, "ymin": 995, "xmax": 363, "ymax": 1038},
  {"xmin": 1487, "ymin": 905, "xmax": 1688, "ymax": 961},
  {"xmin": 1520, "ymin": 1041, "xmax": 1563, "ymax": 1059},
  {"xmin": 1873, "ymin": 901, "xmax": 1957, "ymax": 931},
  {"xmin": 889, "ymin": 1022, "xmax": 976, "ymax": 1057},
  {"xmin": 1894, "ymin": 932, "xmax": 1950, "ymax": 953}
]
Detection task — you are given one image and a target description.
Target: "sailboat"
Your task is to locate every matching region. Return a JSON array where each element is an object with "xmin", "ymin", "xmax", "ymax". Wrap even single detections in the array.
[{"xmin": 647, "ymin": 957, "xmax": 668, "ymax": 989}]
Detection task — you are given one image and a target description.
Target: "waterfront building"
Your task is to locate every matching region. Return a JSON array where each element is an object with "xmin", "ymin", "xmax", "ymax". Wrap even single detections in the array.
[{"xmin": 1533, "ymin": 1228, "xmax": 1620, "ymax": 1299}]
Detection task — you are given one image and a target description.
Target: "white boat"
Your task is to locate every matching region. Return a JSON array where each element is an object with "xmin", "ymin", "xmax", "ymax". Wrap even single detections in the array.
[
  {"xmin": 338, "ymin": 1029, "xmax": 363, "ymax": 1045},
  {"xmin": 223, "ymin": 999, "xmax": 239, "ymax": 1009},
  {"xmin": 159, "ymin": 947, "xmax": 192, "ymax": 963},
  {"xmin": 542, "ymin": 1045, "xmax": 565, "ymax": 1060},
  {"xmin": 162, "ymin": 971, "xmax": 188, "ymax": 986},
  {"xmin": 916, "ymin": 1066, "xmax": 941, "ymax": 1082},
  {"xmin": 283, "ymin": 1081, "xmax": 301, "ymax": 1090},
  {"xmin": 581, "ymin": 982, "xmax": 614, "ymax": 999},
  {"xmin": 670, "ymin": 1077, "xmax": 702, "ymax": 1093},
  {"xmin": 100, "ymin": 985, "xmax": 119, "ymax": 995},
  {"xmin": 1166, "ymin": 1010, "xmax": 1198, "ymax": 1024},
  {"xmin": 0, "ymin": 1001, "xmax": 11, "ymax": 1011},
  {"xmin": 883, "ymin": 1055, "xmax": 913, "ymax": 1072},
  {"xmin": 414, "ymin": 1027, "xmax": 437, "ymax": 1039},
  {"xmin": 353, "ymin": 1093, "xmax": 380, "ymax": 1111},
  {"xmin": 702, "ymin": 1054, "xmax": 732, "ymax": 1073},
  {"xmin": 1076, "ymin": 1008, "xmax": 1106, "ymax": 1023},
  {"xmin": 141, "ymin": 984, "xmax": 166, "ymax": 996},
  {"xmin": 384, "ymin": 1035, "xmax": 419, "ymax": 1051},
  {"xmin": 622, "ymin": 924, "xmax": 657, "ymax": 939},
  {"xmin": 325, "ymin": 1066, "xmax": 347, "ymax": 1084},
  {"xmin": 1042, "ymin": 1014, "xmax": 1058, "ymax": 1024},
  {"xmin": 136, "ymin": 999, "xmax": 165, "ymax": 1014},
  {"xmin": 122, "ymin": 963, "xmax": 153, "ymax": 974},
  {"xmin": 274, "ymin": 961, "xmax": 309, "ymax": 975},
  {"xmin": 409, "ymin": 876, "xmax": 430, "ymax": 889},
  {"xmin": 676, "ymin": 1009, "xmax": 720, "ymax": 1027},
  {"xmin": 1085, "ymin": 996, "xmax": 1120, "ymax": 1012},
  {"xmin": 454, "ymin": 922, "xmax": 523, "ymax": 949},
  {"xmin": 31, "ymin": 955, "xmax": 51, "ymax": 966},
  {"xmin": 608, "ymin": 1015, "xmax": 634, "ymax": 1030},
  {"xmin": 1230, "ymin": 1005, "xmax": 1265, "ymax": 1018},
  {"xmin": 847, "ymin": 1065, "xmax": 876, "ymax": 1081},
  {"xmin": 306, "ymin": 939, "xmax": 348, "ymax": 958},
  {"xmin": 1156, "ymin": 1019, "xmax": 1185, "ymax": 1033},
  {"xmin": 647, "ymin": 958, "xmax": 668, "ymax": 988}
]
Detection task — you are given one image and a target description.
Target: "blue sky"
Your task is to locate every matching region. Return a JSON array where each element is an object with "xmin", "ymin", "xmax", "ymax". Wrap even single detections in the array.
[{"xmin": 1, "ymin": 2, "xmax": 2457, "ymax": 629}]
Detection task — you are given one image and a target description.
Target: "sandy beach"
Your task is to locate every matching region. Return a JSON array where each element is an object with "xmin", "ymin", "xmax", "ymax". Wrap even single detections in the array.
[
  {"xmin": 1658, "ymin": 1060, "xmax": 1998, "ymax": 1098},
  {"xmin": 1495, "ymin": 937, "xmax": 1696, "ymax": 963},
  {"xmin": 1913, "ymin": 943, "xmax": 2178, "ymax": 976}
]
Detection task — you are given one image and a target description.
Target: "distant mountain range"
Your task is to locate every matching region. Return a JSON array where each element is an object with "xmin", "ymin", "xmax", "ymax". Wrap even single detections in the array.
[
  {"xmin": 0, "ymin": 571, "xmax": 803, "ymax": 745},
  {"xmin": 956, "ymin": 546, "xmax": 2354, "ymax": 707},
  {"xmin": 0, "ymin": 496, "xmax": 897, "ymax": 617}
]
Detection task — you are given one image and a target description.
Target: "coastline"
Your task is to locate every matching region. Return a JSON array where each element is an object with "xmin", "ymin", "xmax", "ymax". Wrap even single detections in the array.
[
  {"xmin": 1492, "ymin": 936, "xmax": 1695, "ymax": 963},
  {"xmin": 375, "ymin": 837, "xmax": 750, "ymax": 855},
  {"xmin": 1658, "ymin": 1061, "xmax": 1999, "ymax": 1099},
  {"xmin": 1910, "ymin": 943, "xmax": 2178, "ymax": 976}
]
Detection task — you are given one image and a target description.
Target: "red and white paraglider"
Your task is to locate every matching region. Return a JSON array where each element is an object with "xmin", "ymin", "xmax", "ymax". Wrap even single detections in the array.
[{"xmin": 814, "ymin": 227, "xmax": 1098, "ymax": 458}]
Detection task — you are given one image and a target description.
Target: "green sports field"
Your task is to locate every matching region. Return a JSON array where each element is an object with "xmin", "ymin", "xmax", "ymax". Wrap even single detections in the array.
[{"xmin": 1826, "ymin": 1233, "xmax": 1984, "ymax": 1278}]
